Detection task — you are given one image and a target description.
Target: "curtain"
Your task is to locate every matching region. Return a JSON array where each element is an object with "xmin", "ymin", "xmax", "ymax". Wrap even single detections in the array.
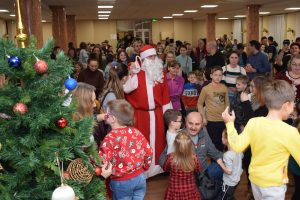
[
  {"xmin": 233, "ymin": 19, "xmax": 242, "ymax": 43},
  {"xmin": 268, "ymin": 15, "xmax": 285, "ymax": 48},
  {"xmin": 295, "ymin": 13, "xmax": 300, "ymax": 40}
]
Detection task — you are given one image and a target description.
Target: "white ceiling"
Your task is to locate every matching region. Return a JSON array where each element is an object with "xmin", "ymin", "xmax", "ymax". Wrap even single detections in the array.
[{"xmin": 0, "ymin": 0, "xmax": 299, "ymax": 21}]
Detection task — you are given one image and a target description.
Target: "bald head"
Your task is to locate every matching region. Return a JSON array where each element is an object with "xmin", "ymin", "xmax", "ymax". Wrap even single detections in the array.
[
  {"xmin": 186, "ymin": 112, "xmax": 203, "ymax": 136},
  {"xmin": 206, "ymin": 41, "xmax": 217, "ymax": 55}
]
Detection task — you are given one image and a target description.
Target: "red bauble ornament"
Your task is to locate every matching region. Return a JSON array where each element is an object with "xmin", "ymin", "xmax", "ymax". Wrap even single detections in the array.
[
  {"xmin": 34, "ymin": 60, "xmax": 48, "ymax": 74},
  {"xmin": 95, "ymin": 166, "xmax": 102, "ymax": 176},
  {"xmin": 13, "ymin": 103, "xmax": 28, "ymax": 114},
  {"xmin": 56, "ymin": 117, "xmax": 68, "ymax": 129}
]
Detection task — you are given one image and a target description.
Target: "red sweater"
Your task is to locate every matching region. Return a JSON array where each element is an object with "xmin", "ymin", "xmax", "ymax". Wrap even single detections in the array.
[{"xmin": 99, "ymin": 127, "xmax": 153, "ymax": 181}]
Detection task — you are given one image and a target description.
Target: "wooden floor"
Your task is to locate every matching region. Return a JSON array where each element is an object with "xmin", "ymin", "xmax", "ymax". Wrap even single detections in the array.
[{"xmin": 145, "ymin": 172, "xmax": 295, "ymax": 200}]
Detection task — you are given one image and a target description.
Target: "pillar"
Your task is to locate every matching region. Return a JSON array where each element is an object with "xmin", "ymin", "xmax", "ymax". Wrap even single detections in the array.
[
  {"xmin": 66, "ymin": 15, "xmax": 77, "ymax": 48},
  {"xmin": 49, "ymin": 6, "xmax": 68, "ymax": 51},
  {"xmin": 16, "ymin": 0, "xmax": 43, "ymax": 48},
  {"xmin": 246, "ymin": 5, "xmax": 260, "ymax": 43},
  {"xmin": 206, "ymin": 14, "xmax": 216, "ymax": 42}
]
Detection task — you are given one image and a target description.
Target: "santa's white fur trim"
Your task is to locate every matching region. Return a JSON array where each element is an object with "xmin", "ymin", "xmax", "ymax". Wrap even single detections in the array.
[{"xmin": 140, "ymin": 48, "xmax": 156, "ymax": 59}]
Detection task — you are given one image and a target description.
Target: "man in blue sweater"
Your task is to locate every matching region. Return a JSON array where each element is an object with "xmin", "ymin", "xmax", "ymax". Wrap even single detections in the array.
[{"xmin": 246, "ymin": 40, "xmax": 271, "ymax": 79}]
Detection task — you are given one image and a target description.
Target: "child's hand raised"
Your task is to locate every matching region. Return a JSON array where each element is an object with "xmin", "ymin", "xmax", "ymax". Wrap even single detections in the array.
[{"xmin": 222, "ymin": 107, "xmax": 235, "ymax": 123}]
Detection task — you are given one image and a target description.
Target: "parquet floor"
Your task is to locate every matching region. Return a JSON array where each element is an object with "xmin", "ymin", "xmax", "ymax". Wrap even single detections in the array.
[{"xmin": 145, "ymin": 172, "xmax": 295, "ymax": 200}]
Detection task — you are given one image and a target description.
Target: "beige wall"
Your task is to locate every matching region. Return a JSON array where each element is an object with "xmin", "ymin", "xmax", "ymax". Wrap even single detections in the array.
[
  {"xmin": 192, "ymin": 20, "xmax": 206, "ymax": 46},
  {"xmin": 173, "ymin": 19, "xmax": 193, "ymax": 43},
  {"xmin": 216, "ymin": 20, "xmax": 233, "ymax": 39},
  {"xmin": 42, "ymin": 22, "xmax": 52, "ymax": 43},
  {"xmin": 0, "ymin": 18, "xmax": 6, "ymax": 38},
  {"xmin": 152, "ymin": 19, "xmax": 174, "ymax": 44}
]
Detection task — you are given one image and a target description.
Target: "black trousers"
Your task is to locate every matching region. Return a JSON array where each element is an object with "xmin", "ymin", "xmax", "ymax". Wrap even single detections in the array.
[
  {"xmin": 292, "ymin": 174, "xmax": 300, "ymax": 200},
  {"xmin": 217, "ymin": 184, "xmax": 237, "ymax": 200},
  {"xmin": 206, "ymin": 121, "xmax": 226, "ymax": 151}
]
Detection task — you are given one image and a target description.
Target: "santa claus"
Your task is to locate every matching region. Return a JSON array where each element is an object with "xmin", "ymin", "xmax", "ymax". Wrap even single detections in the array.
[{"xmin": 124, "ymin": 45, "xmax": 172, "ymax": 177}]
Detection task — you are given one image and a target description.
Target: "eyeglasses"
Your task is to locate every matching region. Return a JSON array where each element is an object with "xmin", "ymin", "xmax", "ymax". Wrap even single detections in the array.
[{"xmin": 291, "ymin": 63, "xmax": 300, "ymax": 68}]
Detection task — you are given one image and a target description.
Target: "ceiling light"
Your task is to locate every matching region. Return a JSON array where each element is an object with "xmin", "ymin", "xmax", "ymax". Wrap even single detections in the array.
[
  {"xmin": 42, "ymin": 20, "xmax": 46, "ymax": 22},
  {"xmin": 201, "ymin": 5, "xmax": 218, "ymax": 8},
  {"xmin": 98, "ymin": 17, "xmax": 109, "ymax": 19},
  {"xmin": 163, "ymin": 16, "xmax": 173, "ymax": 19},
  {"xmin": 184, "ymin": 10, "xmax": 198, "ymax": 13},
  {"xmin": 98, "ymin": 14, "xmax": 109, "ymax": 17},
  {"xmin": 9, "ymin": 14, "xmax": 16, "ymax": 17},
  {"xmin": 98, "ymin": 11, "xmax": 111, "ymax": 13},
  {"xmin": 218, "ymin": 17, "xmax": 229, "ymax": 20},
  {"xmin": 285, "ymin": 7, "xmax": 300, "ymax": 10},
  {"xmin": 172, "ymin": 14, "xmax": 184, "ymax": 16},
  {"xmin": 98, "ymin": 5, "xmax": 113, "ymax": 8},
  {"xmin": 0, "ymin": 9, "xmax": 9, "ymax": 13},
  {"xmin": 259, "ymin": 12, "xmax": 270, "ymax": 15},
  {"xmin": 234, "ymin": 15, "xmax": 246, "ymax": 18}
]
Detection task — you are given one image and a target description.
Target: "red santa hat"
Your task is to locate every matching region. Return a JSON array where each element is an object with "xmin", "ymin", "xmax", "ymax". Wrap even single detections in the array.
[{"xmin": 140, "ymin": 45, "xmax": 157, "ymax": 60}]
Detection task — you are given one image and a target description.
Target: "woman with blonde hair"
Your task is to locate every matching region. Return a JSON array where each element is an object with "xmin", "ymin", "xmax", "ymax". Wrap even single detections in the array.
[
  {"xmin": 72, "ymin": 82, "xmax": 96, "ymax": 121},
  {"xmin": 163, "ymin": 130, "xmax": 201, "ymax": 200}
]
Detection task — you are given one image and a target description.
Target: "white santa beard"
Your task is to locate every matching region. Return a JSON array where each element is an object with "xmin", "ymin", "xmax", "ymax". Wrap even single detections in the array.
[{"xmin": 142, "ymin": 57, "xmax": 163, "ymax": 83}]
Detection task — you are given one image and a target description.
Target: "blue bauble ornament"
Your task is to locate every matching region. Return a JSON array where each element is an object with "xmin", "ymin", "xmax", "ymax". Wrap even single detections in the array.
[
  {"xmin": 8, "ymin": 56, "xmax": 22, "ymax": 68},
  {"xmin": 64, "ymin": 77, "xmax": 77, "ymax": 91}
]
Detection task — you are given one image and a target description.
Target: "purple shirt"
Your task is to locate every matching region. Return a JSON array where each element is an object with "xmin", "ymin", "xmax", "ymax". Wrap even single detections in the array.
[{"xmin": 166, "ymin": 73, "xmax": 184, "ymax": 110}]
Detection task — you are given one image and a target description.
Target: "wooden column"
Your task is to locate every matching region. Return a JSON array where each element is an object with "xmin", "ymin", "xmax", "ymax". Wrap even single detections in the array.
[
  {"xmin": 206, "ymin": 13, "xmax": 216, "ymax": 42},
  {"xmin": 49, "ymin": 6, "xmax": 68, "ymax": 51},
  {"xmin": 246, "ymin": 5, "xmax": 260, "ymax": 43},
  {"xmin": 16, "ymin": 0, "xmax": 43, "ymax": 48},
  {"xmin": 66, "ymin": 15, "xmax": 77, "ymax": 48}
]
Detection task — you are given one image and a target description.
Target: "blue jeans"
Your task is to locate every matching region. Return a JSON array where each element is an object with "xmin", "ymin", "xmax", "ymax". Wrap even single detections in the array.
[{"xmin": 110, "ymin": 173, "xmax": 146, "ymax": 200}]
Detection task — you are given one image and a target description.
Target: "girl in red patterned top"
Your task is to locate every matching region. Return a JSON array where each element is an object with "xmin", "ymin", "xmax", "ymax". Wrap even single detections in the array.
[
  {"xmin": 99, "ymin": 99, "xmax": 153, "ymax": 200},
  {"xmin": 164, "ymin": 130, "xmax": 202, "ymax": 200}
]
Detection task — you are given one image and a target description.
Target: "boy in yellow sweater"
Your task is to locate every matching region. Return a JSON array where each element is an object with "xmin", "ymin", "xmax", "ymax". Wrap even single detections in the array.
[{"xmin": 222, "ymin": 80, "xmax": 300, "ymax": 200}]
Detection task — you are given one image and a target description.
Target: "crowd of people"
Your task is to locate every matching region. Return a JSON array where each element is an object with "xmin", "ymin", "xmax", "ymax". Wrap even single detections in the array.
[{"xmin": 54, "ymin": 34, "xmax": 300, "ymax": 200}]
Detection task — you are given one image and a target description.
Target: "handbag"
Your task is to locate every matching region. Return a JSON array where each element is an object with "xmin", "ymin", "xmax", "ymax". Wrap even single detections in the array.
[{"xmin": 196, "ymin": 170, "xmax": 219, "ymax": 200}]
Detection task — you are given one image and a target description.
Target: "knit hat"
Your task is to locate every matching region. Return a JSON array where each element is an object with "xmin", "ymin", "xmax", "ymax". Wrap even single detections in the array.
[{"xmin": 140, "ymin": 45, "xmax": 157, "ymax": 60}]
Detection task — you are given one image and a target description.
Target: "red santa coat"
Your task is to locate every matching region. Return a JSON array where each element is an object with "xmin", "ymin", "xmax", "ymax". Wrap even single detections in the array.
[{"xmin": 124, "ymin": 70, "xmax": 172, "ymax": 177}]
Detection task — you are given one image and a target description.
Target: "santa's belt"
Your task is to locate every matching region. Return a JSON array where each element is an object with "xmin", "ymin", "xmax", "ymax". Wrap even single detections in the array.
[{"xmin": 137, "ymin": 106, "xmax": 162, "ymax": 112}]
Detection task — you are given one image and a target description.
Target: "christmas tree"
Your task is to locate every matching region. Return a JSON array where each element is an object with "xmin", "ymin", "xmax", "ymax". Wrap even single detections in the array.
[{"xmin": 0, "ymin": 37, "xmax": 106, "ymax": 199}]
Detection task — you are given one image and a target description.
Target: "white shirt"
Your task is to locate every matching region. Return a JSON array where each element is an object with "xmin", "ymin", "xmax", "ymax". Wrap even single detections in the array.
[
  {"xmin": 166, "ymin": 130, "xmax": 177, "ymax": 154},
  {"xmin": 223, "ymin": 150, "xmax": 243, "ymax": 186}
]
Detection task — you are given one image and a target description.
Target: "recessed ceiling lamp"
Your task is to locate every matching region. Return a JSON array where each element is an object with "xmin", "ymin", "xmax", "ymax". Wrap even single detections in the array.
[
  {"xmin": 234, "ymin": 15, "xmax": 246, "ymax": 18},
  {"xmin": 98, "ymin": 5, "xmax": 113, "ymax": 8},
  {"xmin": 172, "ymin": 14, "xmax": 184, "ymax": 16},
  {"xmin": 9, "ymin": 14, "xmax": 16, "ymax": 17},
  {"xmin": 98, "ymin": 15, "xmax": 109, "ymax": 17},
  {"xmin": 184, "ymin": 10, "xmax": 198, "ymax": 13},
  {"xmin": 0, "ymin": 9, "xmax": 9, "ymax": 13},
  {"xmin": 42, "ymin": 20, "xmax": 46, "ymax": 22},
  {"xmin": 285, "ymin": 7, "xmax": 300, "ymax": 10},
  {"xmin": 98, "ymin": 11, "xmax": 111, "ymax": 13},
  {"xmin": 98, "ymin": 17, "xmax": 109, "ymax": 19},
  {"xmin": 163, "ymin": 16, "xmax": 173, "ymax": 19},
  {"xmin": 259, "ymin": 12, "xmax": 270, "ymax": 15},
  {"xmin": 218, "ymin": 17, "xmax": 229, "ymax": 20},
  {"xmin": 201, "ymin": 5, "xmax": 218, "ymax": 8}
]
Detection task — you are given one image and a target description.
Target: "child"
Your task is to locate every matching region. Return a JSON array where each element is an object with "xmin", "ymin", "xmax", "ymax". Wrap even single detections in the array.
[
  {"xmin": 194, "ymin": 69, "xmax": 205, "ymax": 88},
  {"xmin": 166, "ymin": 61, "xmax": 185, "ymax": 110},
  {"xmin": 218, "ymin": 130, "xmax": 243, "ymax": 200},
  {"xmin": 163, "ymin": 130, "xmax": 201, "ymax": 200},
  {"xmin": 198, "ymin": 66, "xmax": 229, "ymax": 151},
  {"xmin": 231, "ymin": 75, "xmax": 250, "ymax": 133},
  {"xmin": 182, "ymin": 71, "xmax": 200, "ymax": 113},
  {"xmin": 163, "ymin": 109, "xmax": 182, "ymax": 154},
  {"xmin": 99, "ymin": 99, "xmax": 153, "ymax": 200},
  {"xmin": 222, "ymin": 80, "xmax": 300, "ymax": 200}
]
